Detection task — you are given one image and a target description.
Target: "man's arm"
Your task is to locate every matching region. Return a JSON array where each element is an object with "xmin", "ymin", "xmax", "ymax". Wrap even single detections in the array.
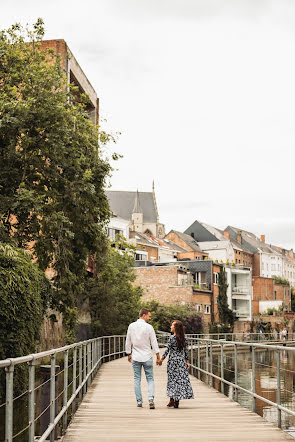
[
  {"xmin": 150, "ymin": 326, "xmax": 161, "ymax": 364},
  {"xmin": 125, "ymin": 325, "xmax": 132, "ymax": 362}
]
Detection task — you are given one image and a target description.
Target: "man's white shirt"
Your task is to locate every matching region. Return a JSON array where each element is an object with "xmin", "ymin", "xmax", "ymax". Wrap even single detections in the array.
[{"xmin": 125, "ymin": 319, "xmax": 160, "ymax": 362}]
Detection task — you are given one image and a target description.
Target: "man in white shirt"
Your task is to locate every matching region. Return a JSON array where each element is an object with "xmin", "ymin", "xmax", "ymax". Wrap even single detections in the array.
[{"xmin": 125, "ymin": 308, "xmax": 160, "ymax": 409}]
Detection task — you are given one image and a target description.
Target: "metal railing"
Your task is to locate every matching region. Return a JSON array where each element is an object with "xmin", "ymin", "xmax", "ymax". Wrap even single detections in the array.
[
  {"xmin": 185, "ymin": 332, "xmax": 295, "ymax": 342},
  {"xmin": 0, "ymin": 335, "xmax": 126, "ymax": 442},
  {"xmin": 185, "ymin": 336, "xmax": 295, "ymax": 429}
]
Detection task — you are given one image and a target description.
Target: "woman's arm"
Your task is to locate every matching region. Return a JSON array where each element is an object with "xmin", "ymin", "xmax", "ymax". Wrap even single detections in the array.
[
  {"xmin": 184, "ymin": 338, "xmax": 190, "ymax": 370},
  {"xmin": 161, "ymin": 336, "xmax": 172, "ymax": 361}
]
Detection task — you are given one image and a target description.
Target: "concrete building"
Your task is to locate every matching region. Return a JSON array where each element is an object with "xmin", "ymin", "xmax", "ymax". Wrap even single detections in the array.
[
  {"xmin": 225, "ymin": 265, "xmax": 252, "ymax": 321},
  {"xmin": 198, "ymin": 240, "xmax": 235, "ymax": 263},
  {"xmin": 185, "ymin": 220, "xmax": 254, "ymax": 267},
  {"xmin": 40, "ymin": 39, "xmax": 99, "ymax": 125},
  {"xmin": 107, "ymin": 216, "xmax": 130, "ymax": 242}
]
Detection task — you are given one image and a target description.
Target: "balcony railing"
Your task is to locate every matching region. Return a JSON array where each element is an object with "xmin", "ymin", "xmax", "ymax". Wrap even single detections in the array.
[
  {"xmin": 232, "ymin": 286, "xmax": 250, "ymax": 295},
  {"xmin": 233, "ymin": 310, "xmax": 250, "ymax": 317}
]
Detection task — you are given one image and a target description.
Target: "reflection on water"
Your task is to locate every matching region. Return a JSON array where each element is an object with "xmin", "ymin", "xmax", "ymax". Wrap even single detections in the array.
[{"xmin": 195, "ymin": 347, "xmax": 295, "ymax": 434}]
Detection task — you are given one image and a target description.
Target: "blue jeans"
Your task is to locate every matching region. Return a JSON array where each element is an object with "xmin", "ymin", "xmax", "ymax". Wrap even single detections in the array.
[{"xmin": 132, "ymin": 358, "xmax": 154, "ymax": 403}]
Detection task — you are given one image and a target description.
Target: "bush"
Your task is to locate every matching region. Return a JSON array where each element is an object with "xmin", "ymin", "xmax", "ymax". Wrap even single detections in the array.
[
  {"xmin": 141, "ymin": 301, "xmax": 203, "ymax": 334},
  {"xmin": 0, "ymin": 243, "xmax": 51, "ymax": 397}
]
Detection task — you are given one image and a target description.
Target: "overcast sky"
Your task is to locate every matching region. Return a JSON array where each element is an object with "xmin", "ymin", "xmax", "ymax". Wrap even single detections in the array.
[{"xmin": 2, "ymin": 0, "xmax": 295, "ymax": 249}]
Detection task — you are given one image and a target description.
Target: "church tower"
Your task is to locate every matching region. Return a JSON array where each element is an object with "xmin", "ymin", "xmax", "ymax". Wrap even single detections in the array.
[{"xmin": 131, "ymin": 190, "xmax": 143, "ymax": 233}]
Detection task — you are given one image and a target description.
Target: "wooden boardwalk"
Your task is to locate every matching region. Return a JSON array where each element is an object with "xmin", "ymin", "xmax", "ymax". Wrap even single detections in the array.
[{"xmin": 63, "ymin": 355, "xmax": 293, "ymax": 441}]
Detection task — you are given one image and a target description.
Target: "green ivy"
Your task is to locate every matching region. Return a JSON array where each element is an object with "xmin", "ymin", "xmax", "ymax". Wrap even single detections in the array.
[{"xmin": 0, "ymin": 243, "xmax": 51, "ymax": 397}]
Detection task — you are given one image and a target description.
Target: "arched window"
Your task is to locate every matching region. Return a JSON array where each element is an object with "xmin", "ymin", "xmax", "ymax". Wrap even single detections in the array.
[{"xmin": 144, "ymin": 229, "xmax": 152, "ymax": 236}]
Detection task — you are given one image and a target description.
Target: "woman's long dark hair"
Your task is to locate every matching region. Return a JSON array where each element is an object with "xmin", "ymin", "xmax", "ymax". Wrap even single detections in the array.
[{"xmin": 173, "ymin": 320, "xmax": 186, "ymax": 351}]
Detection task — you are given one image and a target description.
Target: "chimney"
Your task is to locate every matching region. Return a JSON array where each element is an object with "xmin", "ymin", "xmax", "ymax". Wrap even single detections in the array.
[
  {"xmin": 260, "ymin": 235, "xmax": 265, "ymax": 243},
  {"xmin": 237, "ymin": 230, "xmax": 242, "ymax": 244},
  {"xmin": 224, "ymin": 230, "xmax": 229, "ymax": 239}
]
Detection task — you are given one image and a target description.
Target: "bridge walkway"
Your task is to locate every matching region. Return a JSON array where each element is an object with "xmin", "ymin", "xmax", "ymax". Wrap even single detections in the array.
[{"xmin": 63, "ymin": 355, "xmax": 293, "ymax": 442}]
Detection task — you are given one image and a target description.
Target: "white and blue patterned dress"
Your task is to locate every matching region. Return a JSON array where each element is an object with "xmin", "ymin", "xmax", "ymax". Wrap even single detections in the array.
[{"xmin": 162, "ymin": 335, "xmax": 194, "ymax": 400}]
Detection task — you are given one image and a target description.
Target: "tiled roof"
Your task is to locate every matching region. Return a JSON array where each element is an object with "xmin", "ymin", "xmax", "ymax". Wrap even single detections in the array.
[
  {"xmin": 106, "ymin": 191, "xmax": 157, "ymax": 223},
  {"xmin": 168, "ymin": 230, "xmax": 203, "ymax": 252}
]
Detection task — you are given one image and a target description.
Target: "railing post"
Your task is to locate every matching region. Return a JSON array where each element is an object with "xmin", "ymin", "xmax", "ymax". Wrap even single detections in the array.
[
  {"xmin": 197, "ymin": 340, "xmax": 201, "ymax": 380},
  {"xmin": 205, "ymin": 341, "xmax": 209, "ymax": 384},
  {"xmin": 276, "ymin": 349, "xmax": 281, "ymax": 428},
  {"xmin": 119, "ymin": 336, "xmax": 121, "ymax": 357},
  {"xmin": 190, "ymin": 338, "xmax": 193, "ymax": 373},
  {"xmin": 87, "ymin": 343, "xmax": 91, "ymax": 389},
  {"xmin": 50, "ymin": 354, "xmax": 56, "ymax": 442},
  {"xmin": 103, "ymin": 337, "xmax": 105, "ymax": 362},
  {"xmin": 79, "ymin": 345, "xmax": 83, "ymax": 400},
  {"xmin": 63, "ymin": 349, "xmax": 69, "ymax": 433},
  {"xmin": 83, "ymin": 344, "xmax": 87, "ymax": 395},
  {"xmin": 109, "ymin": 337, "xmax": 111, "ymax": 362},
  {"xmin": 5, "ymin": 364, "xmax": 14, "ymax": 442},
  {"xmin": 210, "ymin": 341, "xmax": 213, "ymax": 387},
  {"xmin": 28, "ymin": 359, "xmax": 36, "ymax": 442},
  {"xmin": 251, "ymin": 345, "xmax": 256, "ymax": 413},
  {"xmin": 72, "ymin": 346, "xmax": 77, "ymax": 416},
  {"xmin": 220, "ymin": 342, "xmax": 224, "ymax": 394},
  {"xmin": 234, "ymin": 343, "xmax": 238, "ymax": 402}
]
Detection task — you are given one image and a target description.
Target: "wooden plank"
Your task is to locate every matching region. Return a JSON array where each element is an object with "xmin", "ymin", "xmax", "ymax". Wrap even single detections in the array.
[{"xmin": 62, "ymin": 356, "xmax": 293, "ymax": 441}]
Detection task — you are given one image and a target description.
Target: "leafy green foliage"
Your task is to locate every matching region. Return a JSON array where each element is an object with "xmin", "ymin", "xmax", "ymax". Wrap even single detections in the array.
[
  {"xmin": 217, "ymin": 266, "xmax": 234, "ymax": 329},
  {"xmin": 0, "ymin": 242, "xmax": 51, "ymax": 397},
  {"xmin": 0, "ymin": 21, "xmax": 114, "ymax": 337},
  {"xmin": 142, "ymin": 300, "xmax": 203, "ymax": 334},
  {"xmin": 273, "ymin": 276, "xmax": 290, "ymax": 286},
  {"xmin": 88, "ymin": 237, "xmax": 143, "ymax": 336}
]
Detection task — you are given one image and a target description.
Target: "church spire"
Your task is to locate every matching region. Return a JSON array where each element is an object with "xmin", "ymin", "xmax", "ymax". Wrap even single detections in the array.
[{"xmin": 132, "ymin": 190, "xmax": 142, "ymax": 214}]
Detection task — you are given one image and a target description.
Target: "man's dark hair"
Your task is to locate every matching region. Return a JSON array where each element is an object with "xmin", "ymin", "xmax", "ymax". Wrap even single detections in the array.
[{"xmin": 139, "ymin": 308, "xmax": 151, "ymax": 317}]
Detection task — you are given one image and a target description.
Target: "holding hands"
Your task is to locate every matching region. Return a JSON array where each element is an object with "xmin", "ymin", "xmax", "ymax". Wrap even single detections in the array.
[{"xmin": 156, "ymin": 357, "xmax": 163, "ymax": 366}]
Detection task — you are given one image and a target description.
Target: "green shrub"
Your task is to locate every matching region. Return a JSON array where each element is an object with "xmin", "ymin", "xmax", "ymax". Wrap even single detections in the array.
[{"xmin": 141, "ymin": 301, "xmax": 203, "ymax": 334}]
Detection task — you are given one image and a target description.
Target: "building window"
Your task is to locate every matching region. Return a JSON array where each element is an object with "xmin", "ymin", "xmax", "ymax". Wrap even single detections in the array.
[
  {"xmin": 274, "ymin": 291, "xmax": 277, "ymax": 300},
  {"xmin": 107, "ymin": 228, "xmax": 123, "ymax": 241},
  {"xmin": 213, "ymin": 272, "xmax": 219, "ymax": 285},
  {"xmin": 215, "ymin": 296, "xmax": 218, "ymax": 304},
  {"xmin": 195, "ymin": 304, "xmax": 202, "ymax": 312},
  {"xmin": 205, "ymin": 305, "xmax": 210, "ymax": 314}
]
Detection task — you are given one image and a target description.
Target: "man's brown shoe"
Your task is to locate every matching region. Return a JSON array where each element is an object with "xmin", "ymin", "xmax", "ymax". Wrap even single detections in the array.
[
  {"xmin": 174, "ymin": 400, "xmax": 179, "ymax": 408},
  {"xmin": 167, "ymin": 398, "xmax": 174, "ymax": 407}
]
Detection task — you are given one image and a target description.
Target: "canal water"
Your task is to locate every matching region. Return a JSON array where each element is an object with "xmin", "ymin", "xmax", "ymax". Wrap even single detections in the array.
[{"xmin": 195, "ymin": 346, "xmax": 295, "ymax": 436}]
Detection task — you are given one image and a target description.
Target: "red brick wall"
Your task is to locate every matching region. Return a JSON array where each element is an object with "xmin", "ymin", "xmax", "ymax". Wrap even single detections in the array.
[
  {"xmin": 134, "ymin": 267, "xmax": 212, "ymax": 323},
  {"xmin": 252, "ymin": 277, "xmax": 274, "ymax": 302},
  {"xmin": 165, "ymin": 232, "xmax": 194, "ymax": 252},
  {"xmin": 177, "ymin": 251, "xmax": 204, "ymax": 260},
  {"xmin": 252, "ymin": 254, "xmax": 261, "ymax": 276},
  {"xmin": 212, "ymin": 264, "xmax": 220, "ymax": 322}
]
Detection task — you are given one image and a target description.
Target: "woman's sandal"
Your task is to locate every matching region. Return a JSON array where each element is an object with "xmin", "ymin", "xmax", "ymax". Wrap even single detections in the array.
[{"xmin": 174, "ymin": 400, "xmax": 179, "ymax": 408}]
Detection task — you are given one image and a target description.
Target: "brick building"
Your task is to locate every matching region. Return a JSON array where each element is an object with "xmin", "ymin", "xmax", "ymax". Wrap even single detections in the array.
[
  {"xmin": 134, "ymin": 264, "xmax": 212, "ymax": 323},
  {"xmin": 40, "ymin": 40, "xmax": 99, "ymax": 125},
  {"xmin": 164, "ymin": 230, "xmax": 208, "ymax": 260},
  {"xmin": 252, "ymin": 277, "xmax": 291, "ymax": 314}
]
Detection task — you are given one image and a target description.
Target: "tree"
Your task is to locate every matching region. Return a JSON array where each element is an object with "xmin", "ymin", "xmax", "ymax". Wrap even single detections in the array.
[
  {"xmin": 0, "ymin": 242, "xmax": 51, "ymax": 396},
  {"xmin": 0, "ymin": 21, "xmax": 114, "ymax": 337},
  {"xmin": 217, "ymin": 266, "xmax": 234, "ymax": 330},
  {"xmin": 88, "ymin": 237, "xmax": 143, "ymax": 336}
]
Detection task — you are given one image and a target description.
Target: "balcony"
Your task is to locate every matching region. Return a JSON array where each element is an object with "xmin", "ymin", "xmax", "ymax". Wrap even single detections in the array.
[
  {"xmin": 232, "ymin": 286, "xmax": 250, "ymax": 295},
  {"xmin": 233, "ymin": 310, "xmax": 250, "ymax": 318}
]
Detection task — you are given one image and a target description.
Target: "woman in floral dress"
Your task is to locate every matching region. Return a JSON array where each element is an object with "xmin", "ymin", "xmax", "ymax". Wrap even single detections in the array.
[{"xmin": 159, "ymin": 320, "xmax": 194, "ymax": 408}]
